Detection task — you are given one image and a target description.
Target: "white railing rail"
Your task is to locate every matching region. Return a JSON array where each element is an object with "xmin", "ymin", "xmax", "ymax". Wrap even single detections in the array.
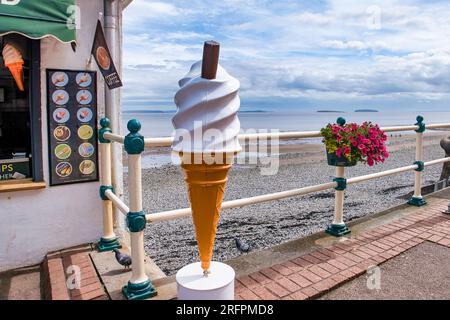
[
  {"xmin": 105, "ymin": 189, "xmax": 129, "ymax": 214},
  {"xmin": 97, "ymin": 115, "xmax": 450, "ymax": 299},
  {"xmin": 147, "ymin": 181, "xmax": 339, "ymax": 223}
]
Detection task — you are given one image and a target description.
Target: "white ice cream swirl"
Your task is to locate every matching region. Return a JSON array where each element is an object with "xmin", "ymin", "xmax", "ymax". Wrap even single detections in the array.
[
  {"xmin": 2, "ymin": 43, "xmax": 24, "ymax": 65},
  {"xmin": 172, "ymin": 60, "xmax": 241, "ymax": 153}
]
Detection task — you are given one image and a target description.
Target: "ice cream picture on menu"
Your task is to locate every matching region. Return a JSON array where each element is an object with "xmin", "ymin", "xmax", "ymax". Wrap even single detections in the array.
[{"xmin": 172, "ymin": 41, "xmax": 240, "ymax": 300}]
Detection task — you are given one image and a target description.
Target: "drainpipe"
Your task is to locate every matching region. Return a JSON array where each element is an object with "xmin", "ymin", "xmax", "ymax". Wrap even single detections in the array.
[{"xmin": 104, "ymin": 0, "xmax": 125, "ymax": 234}]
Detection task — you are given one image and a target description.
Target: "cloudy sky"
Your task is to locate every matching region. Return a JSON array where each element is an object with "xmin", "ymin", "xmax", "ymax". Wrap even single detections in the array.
[{"xmin": 122, "ymin": 0, "xmax": 450, "ymax": 112}]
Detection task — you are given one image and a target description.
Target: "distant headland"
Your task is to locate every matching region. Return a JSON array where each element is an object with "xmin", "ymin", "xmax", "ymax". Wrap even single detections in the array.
[
  {"xmin": 316, "ymin": 109, "xmax": 379, "ymax": 113},
  {"xmin": 354, "ymin": 109, "xmax": 379, "ymax": 112},
  {"xmin": 316, "ymin": 110, "xmax": 345, "ymax": 113}
]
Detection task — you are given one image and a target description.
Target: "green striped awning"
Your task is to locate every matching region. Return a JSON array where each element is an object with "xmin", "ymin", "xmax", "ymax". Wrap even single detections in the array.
[{"xmin": 0, "ymin": 0, "xmax": 76, "ymax": 43}]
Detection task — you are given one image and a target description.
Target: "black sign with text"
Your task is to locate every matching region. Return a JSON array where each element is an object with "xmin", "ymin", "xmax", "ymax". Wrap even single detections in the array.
[
  {"xmin": 46, "ymin": 69, "xmax": 99, "ymax": 186},
  {"xmin": 91, "ymin": 20, "xmax": 123, "ymax": 89}
]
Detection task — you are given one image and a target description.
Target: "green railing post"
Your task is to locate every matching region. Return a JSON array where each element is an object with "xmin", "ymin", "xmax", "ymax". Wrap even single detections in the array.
[
  {"xmin": 408, "ymin": 116, "xmax": 427, "ymax": 206},
  {"xmin": 122, "ymin": 119, "xmax": 157, "ymax": 300},
  {"xmin": 325, "ymin": 117, "xmax": 351, "ymax": 237},
  {"xmin": 326, "ymin": 166, "xmax": 351, "ymax": 236},
  {"xmin": 98, "ymin": 117, "xmax": 121, "ymax": 251}
]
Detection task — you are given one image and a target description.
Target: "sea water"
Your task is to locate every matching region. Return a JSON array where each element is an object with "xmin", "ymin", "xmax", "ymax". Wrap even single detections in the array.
[
  {"xmin": 122, "ymin": 111, "xmax": 450, "ymax": 168},
  {"xmin": 124, "ymin": 111, "xmax": 450, "ymax": 137}
]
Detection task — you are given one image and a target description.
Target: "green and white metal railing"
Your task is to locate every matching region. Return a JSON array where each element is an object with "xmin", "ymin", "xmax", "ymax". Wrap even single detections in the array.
[
  {"xmin": 98, "ymin": 118, "xmax": 157, "ymax": 300},
  {"xmin": 97, "ymin": 115, "xmax": 450, "ymax": 300}
]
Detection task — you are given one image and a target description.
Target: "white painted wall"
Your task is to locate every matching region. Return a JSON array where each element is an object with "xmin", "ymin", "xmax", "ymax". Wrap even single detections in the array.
[{"xmin": 0, "ymin": 0, "xmax": 116, "ymax": 271}]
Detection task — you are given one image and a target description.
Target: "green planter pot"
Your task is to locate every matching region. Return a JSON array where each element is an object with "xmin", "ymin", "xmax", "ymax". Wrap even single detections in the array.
[{"xmin": 327, "ymin": 152, "xmax": 357, "ymax": 167}]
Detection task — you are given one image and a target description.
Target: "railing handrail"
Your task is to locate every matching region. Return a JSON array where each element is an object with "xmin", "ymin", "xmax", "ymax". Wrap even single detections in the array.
[
  {"xmin": 103, "ymin": 122, "xmax": 450, "ymax": 148},
  {"xmin": 146, "ymin": 181, "xmax": 338, "ymax": 223},
  {"xmin": 105, "ymin": 189, "xmax": 129, "ymax": 214},
  {"xmin": 143, "ymin": 157, "xmax": 450, "ymax": 223},
  {"xmin": 103, "ymin": 156, "xmax": 450, "ymax": 223}
]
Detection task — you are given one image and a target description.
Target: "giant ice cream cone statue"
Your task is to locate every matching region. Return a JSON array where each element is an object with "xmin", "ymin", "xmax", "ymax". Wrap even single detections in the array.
[
  {"xmin": 172, "ymin": 41, "xmax": 241, "ymax": 275},
  {"xmin": 2, "ymin": 43, "xmax": 25, "ymax": 91}
]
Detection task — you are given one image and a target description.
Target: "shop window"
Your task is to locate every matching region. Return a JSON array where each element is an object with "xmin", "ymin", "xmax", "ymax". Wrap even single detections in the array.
[{"xmin": 0, "ymin": 35, "xmax": 42, "ymax": 184}]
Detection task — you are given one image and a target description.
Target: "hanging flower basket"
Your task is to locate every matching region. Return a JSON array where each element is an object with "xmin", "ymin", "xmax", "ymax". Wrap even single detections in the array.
[{"xmin": 320, "ymin": 117, "xmax": 389, "ymax": 167}]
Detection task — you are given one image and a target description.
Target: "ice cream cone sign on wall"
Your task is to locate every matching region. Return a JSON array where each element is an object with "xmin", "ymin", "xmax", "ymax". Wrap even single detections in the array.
[
  {"xmin": 2, "ymin": 43, "xmax": 25, "ymax": 91},
  {"xmin": 172, "ymin": 41, "xmax": 241, "ymax": 276}
]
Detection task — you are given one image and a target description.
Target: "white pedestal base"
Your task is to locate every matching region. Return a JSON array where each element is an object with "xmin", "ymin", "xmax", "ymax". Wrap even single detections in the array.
[{"xmin": 176, "ymin": 261, "xmax": 235, "ymax": 300}]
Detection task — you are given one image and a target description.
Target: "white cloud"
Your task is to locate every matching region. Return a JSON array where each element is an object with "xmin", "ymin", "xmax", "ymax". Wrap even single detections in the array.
[
  {"xmin": 122, "ymin": 0, "xmax": 450, "ymax": 110},
  {"xmin": 294, "ymin": 12, "xmax": 332, "ymax": 25},
  {"xmin": 125, "ymin": 1, "xmax": 180, "ymax": 18},
  {"xmin": 123, "ymin": 1, "xmax": 182, "ymax": 32}
]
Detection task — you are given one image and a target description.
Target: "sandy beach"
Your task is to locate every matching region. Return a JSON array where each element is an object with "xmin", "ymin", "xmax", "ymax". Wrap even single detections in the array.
[{"xmin": 124, "ymin": 132, "xmax": 449, "ymax": 275}]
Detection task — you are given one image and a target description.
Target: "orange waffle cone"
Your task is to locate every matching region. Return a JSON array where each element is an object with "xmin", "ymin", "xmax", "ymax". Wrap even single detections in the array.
[
  {"xmin": 6, "ymin": 62, "xmax": 24, "ymax": 91},
  {"xmin": 180, "ymin": 153, "xmax": 233, "ymax": 273}
]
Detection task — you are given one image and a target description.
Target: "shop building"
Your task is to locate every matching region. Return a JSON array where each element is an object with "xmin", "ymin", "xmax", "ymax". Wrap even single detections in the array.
[{"xmin": 0, "ymin": 0, "xmax": 130, "ymax": 271}]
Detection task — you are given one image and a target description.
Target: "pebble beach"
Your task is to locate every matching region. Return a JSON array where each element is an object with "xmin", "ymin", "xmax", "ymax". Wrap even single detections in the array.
[{"xmin": 124, "ymin": 132, "xmax": 448, "ymax": 275}]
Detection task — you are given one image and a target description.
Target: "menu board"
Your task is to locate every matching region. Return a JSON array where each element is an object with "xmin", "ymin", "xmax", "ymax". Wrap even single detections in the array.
[{"xmin": 46, "ymin": 69, "xmax": 99, "ymax": 186}]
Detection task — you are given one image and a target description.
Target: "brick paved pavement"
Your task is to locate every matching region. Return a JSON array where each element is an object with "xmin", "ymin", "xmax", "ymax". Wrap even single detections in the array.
[
  {"xmin": 43, "ymin": 245, "xmax": 108, "ymax": 300},
  {"xmin": 235, "ymin": 199, "xmax": 450, "ymax": 300}
]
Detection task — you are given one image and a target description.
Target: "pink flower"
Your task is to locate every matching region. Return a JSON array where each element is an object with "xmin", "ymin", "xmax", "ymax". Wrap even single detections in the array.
[
  {"xmin": 343, "ymin": 147, "xmax": 351, "ymax": 155},
  {"xmin": 336, "ymin": 148, "xmax": 342, "ymax": 157}
]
